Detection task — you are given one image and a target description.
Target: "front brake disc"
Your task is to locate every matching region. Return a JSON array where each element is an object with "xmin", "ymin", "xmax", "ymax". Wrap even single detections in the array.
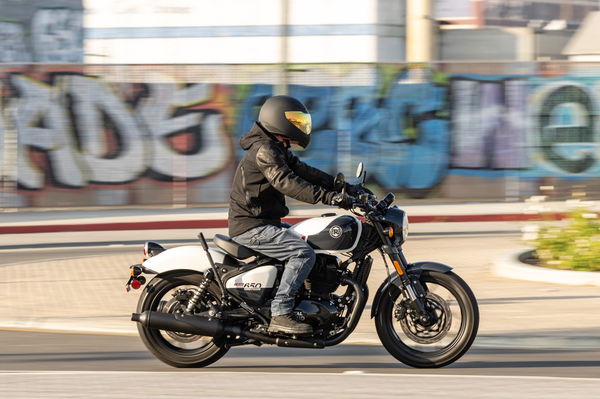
[{"xmin": 396, "ymin": 292, "xmax": 452, "ymax": 344}]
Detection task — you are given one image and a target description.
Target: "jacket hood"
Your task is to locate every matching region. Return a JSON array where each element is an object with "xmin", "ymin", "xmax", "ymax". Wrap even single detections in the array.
[{"xmin": 240, "ymin": 122, "xmax": 276, "ymax": 150}]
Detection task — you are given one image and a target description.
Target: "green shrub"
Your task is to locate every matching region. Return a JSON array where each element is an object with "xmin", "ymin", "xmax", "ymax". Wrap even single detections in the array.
[{"xmin": 535, "ymin": 209, "xmax": 600, "ymax": 272}]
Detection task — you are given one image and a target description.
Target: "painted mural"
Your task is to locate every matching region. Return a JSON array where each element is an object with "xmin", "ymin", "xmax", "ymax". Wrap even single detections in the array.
[{"xmin": 1, "ymin": 64, "xmax": 600, "ymax": 208}]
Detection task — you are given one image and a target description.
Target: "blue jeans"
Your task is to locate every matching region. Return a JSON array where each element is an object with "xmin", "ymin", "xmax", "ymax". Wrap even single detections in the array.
[{"xmin": 232, "ymin": 224, "xmax": 316, "ymax": 317}]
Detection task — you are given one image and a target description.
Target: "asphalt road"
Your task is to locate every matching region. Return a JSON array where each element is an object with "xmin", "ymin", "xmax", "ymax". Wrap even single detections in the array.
[
  {"xmin": 2, "ymin": 226, "xmax": 600, "ymax": 398},
  {"xmin": 1, "ymin": 330, "xmax": 600, "ymax": 378},
  {"xmin": 1, "ymin": 330, "xmax": 599, "ymax": 399}
]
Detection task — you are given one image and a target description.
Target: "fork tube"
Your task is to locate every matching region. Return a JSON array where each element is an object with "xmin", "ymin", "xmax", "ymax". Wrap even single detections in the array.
[{"xmin": 373, "ymin": 221, "xmax": 426, "ymax": 314}]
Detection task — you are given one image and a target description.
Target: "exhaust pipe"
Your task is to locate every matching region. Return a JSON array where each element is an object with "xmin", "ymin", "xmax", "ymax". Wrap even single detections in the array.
[
  {"xmin": 132, "ymin": 311, "xmax": 330, "ymax": 349},
  {"xmin": 132, "ymin": 311, "xmax": 225, "ymax": 337}
]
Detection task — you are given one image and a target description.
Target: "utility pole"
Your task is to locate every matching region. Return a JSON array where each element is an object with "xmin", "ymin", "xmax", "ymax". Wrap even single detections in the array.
[
  {"xmin": 277, "ymin": 0, "xmax": 289, "ymax": 95},
  {"xmin": 0, "ymin": 82, "xmax": 18, "ymax": 211},
  {"xmin": 406, "ymin": 0, "xmax": 435, "ymax": 62}
]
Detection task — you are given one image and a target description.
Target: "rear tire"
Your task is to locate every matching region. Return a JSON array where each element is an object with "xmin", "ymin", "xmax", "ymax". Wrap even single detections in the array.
[
  {"xmin": 375, "ymin": 271, "xmax": 478, "ymax": 368},
  {"xmin": 136, "ymin": 271, "xmax": 229, "ymax": 368}
]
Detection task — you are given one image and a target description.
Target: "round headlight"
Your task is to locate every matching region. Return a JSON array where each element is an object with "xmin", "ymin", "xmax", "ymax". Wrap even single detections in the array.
[{"xmin": 402, "ymin": 212, "xmax": 409, "ymax": 241}]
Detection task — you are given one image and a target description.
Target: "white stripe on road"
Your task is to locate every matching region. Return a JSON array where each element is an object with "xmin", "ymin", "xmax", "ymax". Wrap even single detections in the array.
[
  {"xmin": 0, "ymin": 370, "xmax": 599, "ymax": 382},
  {"xmin": 1, "ymin": 370, "xmax": 598, "ymax": 399}
]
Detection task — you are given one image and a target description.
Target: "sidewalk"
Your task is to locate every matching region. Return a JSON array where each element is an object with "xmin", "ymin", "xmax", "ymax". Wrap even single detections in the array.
[
  {"xmin": 0, "ymin": 199, "xmax": 584, "ymax": 234},
  {"xmin": 0, "ymin": 201, "xmax": 599, "ymax": 350}
]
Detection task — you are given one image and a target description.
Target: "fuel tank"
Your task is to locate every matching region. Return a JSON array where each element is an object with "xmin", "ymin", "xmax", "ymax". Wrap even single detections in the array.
[{"xmin": 290, "ymin": 214, "xmax": 362, "ymax": 253}]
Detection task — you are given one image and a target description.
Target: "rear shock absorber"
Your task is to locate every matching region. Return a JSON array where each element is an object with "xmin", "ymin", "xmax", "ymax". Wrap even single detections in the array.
[{"xmin": 185, "ymin": 269, "xmax": 214, "ymax": 313}]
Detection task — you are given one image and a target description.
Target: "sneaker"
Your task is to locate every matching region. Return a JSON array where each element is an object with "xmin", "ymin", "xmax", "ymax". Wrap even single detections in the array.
[{"xmin": 268, "ymin": 314, "xmax": 313, "ymax": 335}]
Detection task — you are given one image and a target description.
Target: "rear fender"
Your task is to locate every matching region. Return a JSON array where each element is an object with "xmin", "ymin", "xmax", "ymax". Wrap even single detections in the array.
[
  {"xmin": 370, "ymin": 261, "xmax": 453, "ymax": 319},
  {"xmin": 142, "ymin": 245, "xmax": 229, "ymax": 275}
]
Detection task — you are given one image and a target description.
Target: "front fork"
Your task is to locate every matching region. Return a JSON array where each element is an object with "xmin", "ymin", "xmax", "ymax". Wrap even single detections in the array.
[
  {"xmin": 384, "ymin": 248, "xmax": 428, "ymax": 314},
  {"xmin": 374, "ymin": 225, "xmax": 432, "ymax": 322}
]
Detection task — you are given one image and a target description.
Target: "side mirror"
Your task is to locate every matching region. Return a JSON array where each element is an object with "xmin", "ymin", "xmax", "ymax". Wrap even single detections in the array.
[
  {"xmin": 356, "ymin": 162, "xmax": 365, "ymax": 184},
  {"xmin": 355, "ymin": 163, "xmax": 364, "ymax": 179}
]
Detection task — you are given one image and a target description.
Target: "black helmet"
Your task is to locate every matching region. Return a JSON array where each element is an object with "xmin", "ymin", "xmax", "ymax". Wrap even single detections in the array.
[{"xmin": 258, "ymin": 95, "xmax": 312, "ymax": 149}]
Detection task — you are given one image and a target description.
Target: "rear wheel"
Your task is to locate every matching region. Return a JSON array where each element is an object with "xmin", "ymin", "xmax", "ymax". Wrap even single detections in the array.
[
  {"xmin": 375, "ymin": 271, "xmax": 479, "ymax": 368},
  {"xmin": 136, "ymin": 271, "xmax": 229, "ymax": 368}
]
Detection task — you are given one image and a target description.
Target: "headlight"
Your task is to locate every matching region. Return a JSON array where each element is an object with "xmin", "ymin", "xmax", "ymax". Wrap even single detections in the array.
[{"xmin": 383, "ymin": 206, "xmax": 408, "ymax": 244}]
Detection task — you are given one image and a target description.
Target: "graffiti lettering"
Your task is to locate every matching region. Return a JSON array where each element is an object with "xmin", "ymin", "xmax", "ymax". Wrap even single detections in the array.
[
  {"xmin": 0, "ymin": 22, "xmax": 30, "ymax": 63},
  {"xmin": 0, "ymin": 0, "xmax": 83, "ymax": 63},
  {"xmin": 31, "ymin": 8, "xmax": 83, "ymax": 63},
  {"xmin": 451, "ymin": 77, "xmax": 528, "ymax": 170},
  {"xmin": 140, "ymin": 82, "xmax": 231, "ymax": 180},
  {"xmin": 4, "ymin": 73, "xmax": 232, "ymax": 193},
  {"xmin": 67, "ymin": 75, "xmax": 146, "ymax": 184},
  {"xmin": 11, "ymin": 74, "xmax": 84, "ymax": 189},
  {"xmin": 533, "ymin": 81, "xmax": 598, "ymax": 174},
  {"xmin": 3, "ymin": 65, "xmax": 600, "ymax": 207}
]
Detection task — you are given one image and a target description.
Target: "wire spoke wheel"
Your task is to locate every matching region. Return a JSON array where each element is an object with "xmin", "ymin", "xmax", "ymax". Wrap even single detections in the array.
[
  {"xmin": 376, "ymin": 270, "xmax": 479, "ymax": 368},
  {"xmin": 136, "ymin": 272, "xmax": 229, "ymax": 368}
]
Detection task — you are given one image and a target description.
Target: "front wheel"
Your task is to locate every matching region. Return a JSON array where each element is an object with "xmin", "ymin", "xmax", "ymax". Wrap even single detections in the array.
[
  {"xmin": 136, "ymin": 271, "xmax": 229, "ymax": 368},
  {"xmin": 375, "ymin": 271, "xmax": 479, "ymax": 368}
]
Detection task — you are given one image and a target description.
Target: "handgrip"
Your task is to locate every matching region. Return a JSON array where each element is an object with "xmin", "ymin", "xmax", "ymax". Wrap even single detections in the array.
[
  {"xmin": 334, "ymin": 172, "xmax": 345, "ymax": 193},
  {"xmin": 197, "ymin": 232, "xmax": 209, "ymax": 251}
]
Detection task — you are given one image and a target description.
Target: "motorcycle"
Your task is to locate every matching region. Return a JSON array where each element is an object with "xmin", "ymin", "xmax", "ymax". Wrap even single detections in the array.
[{"xmin": 127, "ymin": 163, "xmax": 479, "ymax": 368}]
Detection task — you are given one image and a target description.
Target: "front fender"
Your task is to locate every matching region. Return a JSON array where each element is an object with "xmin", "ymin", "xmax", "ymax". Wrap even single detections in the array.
[
  {"xmin": 370, "ymin": 261, "xmax": 453, "ymax": 319},
  {"xmin": 142, "ymin": 245, "xmax": 228, "ymax": 275}
]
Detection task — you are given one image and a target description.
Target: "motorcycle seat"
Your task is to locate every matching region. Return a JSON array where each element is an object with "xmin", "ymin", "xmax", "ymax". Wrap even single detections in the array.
[{"xmin": 213, "ymin": 234, "xmax": 262, "ymax": 260}]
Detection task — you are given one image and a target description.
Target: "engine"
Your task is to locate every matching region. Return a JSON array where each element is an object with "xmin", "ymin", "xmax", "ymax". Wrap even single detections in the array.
[
  {"xmin": 304, "ymin": 254, "xmax": 342, "ymax": 299},
  {"xmin": 293, "ymin": 254, "xmax": 343, "ymax": 328}
]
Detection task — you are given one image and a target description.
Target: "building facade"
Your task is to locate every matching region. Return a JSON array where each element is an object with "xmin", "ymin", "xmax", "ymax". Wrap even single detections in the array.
[{"xmin": 84, "ymin": 0, "xmax": 405, "ymax": 64}]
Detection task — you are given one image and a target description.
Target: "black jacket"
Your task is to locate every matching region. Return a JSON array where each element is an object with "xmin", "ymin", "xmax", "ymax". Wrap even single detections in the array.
[{"xmin": 228, "ymin": 123, "xmax": 336, "ymax": 237}]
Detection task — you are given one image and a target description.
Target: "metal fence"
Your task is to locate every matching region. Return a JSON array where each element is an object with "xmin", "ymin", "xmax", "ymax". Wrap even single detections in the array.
[{"xmin": 1, "ymin": 62, "xmax": 600, "ymax": 209}]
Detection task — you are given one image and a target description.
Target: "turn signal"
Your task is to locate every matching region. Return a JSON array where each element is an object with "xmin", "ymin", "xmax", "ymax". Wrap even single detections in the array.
[
  {"xmin": 393, "ymin": 260, "xmax": 404, "ymax": 275},
  {"xmin": 130, "ymin": 265, "xmax": 143, "ymax": 277},
  {"xmin": 387, "ymin": 227, "xmax": 394, "ymax": 238}
]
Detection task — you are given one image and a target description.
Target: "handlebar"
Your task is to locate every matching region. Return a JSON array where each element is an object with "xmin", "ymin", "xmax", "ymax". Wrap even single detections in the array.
[{"xmin": 346, "ymin": 190, "xmax": 395, "ymax": 216}]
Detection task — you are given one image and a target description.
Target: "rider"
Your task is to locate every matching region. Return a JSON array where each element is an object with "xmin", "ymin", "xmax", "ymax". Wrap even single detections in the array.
[{"xmin": 228, "ymin": 95, "xmax": 355, "ymax": 335}]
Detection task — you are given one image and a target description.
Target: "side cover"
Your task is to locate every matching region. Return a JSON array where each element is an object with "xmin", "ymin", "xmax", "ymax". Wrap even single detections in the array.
[
  {"xmin": 225, "ymin": 265, "xmax": 279, "ymax": 305},
  {"xmin": 142, "ymin": 245, "xmax": 228, "ymax": 274}
]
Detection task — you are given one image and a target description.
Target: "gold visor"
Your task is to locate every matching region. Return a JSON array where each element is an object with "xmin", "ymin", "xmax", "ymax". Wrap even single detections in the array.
[{"xmin": 285, "ymin": 111, "xmax": 312, "ymax": 134}]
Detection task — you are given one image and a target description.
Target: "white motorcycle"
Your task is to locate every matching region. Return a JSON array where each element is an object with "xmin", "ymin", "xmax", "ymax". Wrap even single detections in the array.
[{"xmin": 127, "ymin": 163, "xmax": 479, "ymax": 368}]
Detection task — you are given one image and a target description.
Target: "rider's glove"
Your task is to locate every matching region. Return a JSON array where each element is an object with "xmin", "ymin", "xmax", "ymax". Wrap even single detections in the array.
[
  {"xmin": 346, "ymin": 183, "xmax": 373, "ymax": 196},
  {"xmin": 329, "ymin": 192, "xmax": 355, "ymax": 210}
]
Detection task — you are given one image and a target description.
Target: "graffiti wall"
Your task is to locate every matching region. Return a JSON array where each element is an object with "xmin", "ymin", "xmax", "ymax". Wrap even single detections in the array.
[
  {"xmin": 0, "ymin": 0, "xmax": 83, "ymax": 63},
  {"xmin": 2, "ymin": 63, "xmax": 600, "ymax": 208}
]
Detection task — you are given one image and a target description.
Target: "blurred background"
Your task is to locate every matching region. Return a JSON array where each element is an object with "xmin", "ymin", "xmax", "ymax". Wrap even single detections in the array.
[{"xmin": 2, "ymin": 0, "xmax": 600, "ymax": 209}]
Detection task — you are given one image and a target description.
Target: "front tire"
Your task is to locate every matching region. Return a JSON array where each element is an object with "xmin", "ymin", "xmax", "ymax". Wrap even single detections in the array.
[
  {"xmin": 136, "ymin": 271, "xmax": 229, "ymax": 368},
  {"xmin": 375, "ymin": 271, "xmax": 479, "ymax": 368}
]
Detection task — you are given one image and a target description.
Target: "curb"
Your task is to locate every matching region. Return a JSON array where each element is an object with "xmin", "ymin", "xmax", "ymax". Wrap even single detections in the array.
[
  {"xmin": 0, "ymin": 212, "xmax": 566, "ymax": 235},
  {"xmin": 492, "ymin": 249, "xmax": 600, "ymax": 287}
]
